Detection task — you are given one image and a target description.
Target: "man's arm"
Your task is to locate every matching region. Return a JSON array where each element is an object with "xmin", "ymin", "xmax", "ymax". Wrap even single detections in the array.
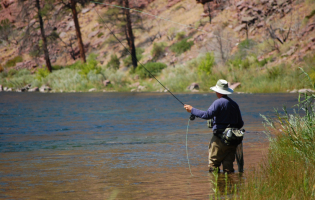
[{"xmin": 184, "ymin": 103, "xmax": 217, "ymax": 120}]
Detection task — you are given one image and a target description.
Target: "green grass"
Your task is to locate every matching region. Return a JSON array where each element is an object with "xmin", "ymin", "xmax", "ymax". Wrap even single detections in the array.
[
  {"xmin": 207, "ymin": 70, "xmax": 315, "ymax": 200},
  {"xmin": 0, "ymin": 48, "xmax": 314, "ymax": 93},
  {"xmin": 233, "ymin": 70, "xmax": 315, "ymax": 199}
]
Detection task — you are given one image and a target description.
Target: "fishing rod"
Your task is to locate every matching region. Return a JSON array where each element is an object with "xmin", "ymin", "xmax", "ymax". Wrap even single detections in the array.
[
  {"xmin": 94, "ymin": 4, "xmax": 195, "ymax": 176},
  {"xmin": 94, "ymin": 5, "xmax": 195, "ymax": 120}
]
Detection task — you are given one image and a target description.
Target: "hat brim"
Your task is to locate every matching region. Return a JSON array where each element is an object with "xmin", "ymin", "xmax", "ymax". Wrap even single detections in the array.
[{"xmin": 210, "ymin": 86, "xmax": 234, "ymax": 94}]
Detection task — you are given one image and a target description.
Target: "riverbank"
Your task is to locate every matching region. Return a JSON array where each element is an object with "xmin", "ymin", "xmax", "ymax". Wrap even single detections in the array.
[{"xmin": 1, "ymin": 53, "xmax": 315, "ymax": 94}]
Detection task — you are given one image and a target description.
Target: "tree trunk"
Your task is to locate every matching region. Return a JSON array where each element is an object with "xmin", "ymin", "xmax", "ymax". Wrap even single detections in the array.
[
  {"xmin": 123, "ymin": 0, "xmax": 137, "ymax": 69},
  {"xmin": 70, "ymin": 0, "xmax": 86, "ymax": 63},
  {"xmin": 207, "ymin": 2, "xmax": 211, "ymax": 24},
  {"xmin": 35, "ymin": 0, "xmax": 52, "ymax": 72}
]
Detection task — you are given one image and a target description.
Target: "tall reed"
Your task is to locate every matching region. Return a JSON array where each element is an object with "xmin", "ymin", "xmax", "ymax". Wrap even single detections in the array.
[{"xmin": 230, "ymin": 68, "xmax": 315, "ymax": 199}]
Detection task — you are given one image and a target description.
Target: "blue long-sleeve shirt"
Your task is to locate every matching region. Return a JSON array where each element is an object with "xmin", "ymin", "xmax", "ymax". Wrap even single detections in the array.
[{"xmin": 191, "ymin": 96, "xmax": 244, "ymax": 130}]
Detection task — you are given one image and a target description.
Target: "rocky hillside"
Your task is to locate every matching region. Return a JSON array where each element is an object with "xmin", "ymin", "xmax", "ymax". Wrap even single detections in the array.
[{"xmin": 0, "ymin": 0, "xmax": 315, "ymax": 93}]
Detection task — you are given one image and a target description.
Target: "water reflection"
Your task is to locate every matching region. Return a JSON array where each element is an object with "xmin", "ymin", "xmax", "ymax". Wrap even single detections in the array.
[{"xmin": 0, "ymin": 92, "xmax": 298, "ymax": 199}]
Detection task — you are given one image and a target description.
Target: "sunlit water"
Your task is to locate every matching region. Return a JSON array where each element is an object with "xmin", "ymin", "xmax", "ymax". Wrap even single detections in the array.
[{"xmin": 0, "ymin": 92, "xmax": 298, "ymax": 199}]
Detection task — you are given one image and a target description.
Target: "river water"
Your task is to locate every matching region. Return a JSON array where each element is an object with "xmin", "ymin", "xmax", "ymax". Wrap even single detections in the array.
[{"xmin": 0, "ymin": 92, "xmax": 298, "ymax": 199}]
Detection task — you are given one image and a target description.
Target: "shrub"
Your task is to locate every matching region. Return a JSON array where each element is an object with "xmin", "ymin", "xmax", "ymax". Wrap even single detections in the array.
[
  {"xmin": 175, "ymin": 31, "xmax": 186, "ymax": 41},
  {"xmin": 8, "ymin": 68, "xmax": 17, "ymax": 77},
  {"xmin": 228, "ymin": 55, "xmax": 269, "ymax": 70},
  {"xmin": 69, "ymin": 61, "xmax": 83, "ymax": 70},
  {"xmin": 36, "ymin": 68, "xmax": 50, "ymax": 81},
  {"xmin": 0, "ymin": 64, "xmax": 3, "ymax": 73},
  {"xmin": 236, "ymin": 39, "xmax": 257, "ymax": 59},
  {"xmin": 267, "ymin": 65, "xmax": 283, "ymax": 79},
  {"xmin": 78, "ymin": 54, "xmax": 101, "ymax": 78},
  {"xmin": 305, "ymin": 9, "xmax": 315, "ymax": 19},
  {"xmin": 4, "ymin": 56, "xmax": 23, "ymax": 68},
  {"xmin": 107, "ymin": 54, "xmax": 120, "ymax": 70},
  {"xmin": 170, "ymin": 38, "xmax": 194, "ymax": 55},
  {"xmin": 167, "ymin": 27, "xmax": 177, "ymax": 40},
  {"xmin": 52, "ymin": 65, "xmax": 63, "ymax": 70},
  {"xmin": 151, "ymin": 42, "xmax": 166, "ymax": 60},
  {"xmin": 197, "ymin": 52, "xmax": 215, "ymax": 76},
  {"xmin": 135, "ymin": 62, "xmax": 167, "ymax": 79},
  {"xmin": 16, "ymin": 69, "xmax": 31, "ymax": 77},
  {"xmin": 123, "ymin": 48, "xmax": 144, "ymax": 67},
  {"xmin": 97, "ymin": 32, "xmax": 104, "ymax": 38}
]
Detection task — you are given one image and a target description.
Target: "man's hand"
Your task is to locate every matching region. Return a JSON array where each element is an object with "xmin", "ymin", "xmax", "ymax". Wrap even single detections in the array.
[{"xmin": 184, "ymin": 104, "xmax": 193, "ymax": 113}]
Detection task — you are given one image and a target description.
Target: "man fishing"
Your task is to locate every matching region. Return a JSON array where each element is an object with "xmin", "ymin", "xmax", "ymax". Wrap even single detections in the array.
[{"xmin": 184, "ymin": 79, "xmax": 244, "ymax": 173}]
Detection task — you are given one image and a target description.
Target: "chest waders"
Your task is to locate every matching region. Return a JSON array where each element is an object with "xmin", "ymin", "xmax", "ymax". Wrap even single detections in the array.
[{"xmin": 208, "ymin": 119, "xmax": 245, "ymax": 172}]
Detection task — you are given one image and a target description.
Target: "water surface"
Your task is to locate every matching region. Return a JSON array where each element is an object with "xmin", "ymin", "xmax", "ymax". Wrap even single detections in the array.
[{"xmin": 0, "ymin": 92, "xmax": 298, "ymax": 199}]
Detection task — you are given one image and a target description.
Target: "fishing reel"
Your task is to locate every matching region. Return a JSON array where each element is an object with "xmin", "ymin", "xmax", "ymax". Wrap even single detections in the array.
[{"xmin": 190, "ymin": 114, "xmax": 195, "ymax": 120}]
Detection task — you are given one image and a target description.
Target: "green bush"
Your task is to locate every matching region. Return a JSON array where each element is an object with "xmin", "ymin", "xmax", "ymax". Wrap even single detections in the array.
[
  {"xmin": 69, "ymin": 61, "xmax": 83, "ymax": 70},
  {"xmin": 78, "ymin": 54, "xmax": 101, "ymax": 78},
  {"xmin": 135, "ymin": 62, "xmax": 167, "ymax": 79},
  {"xmin": 8, "ymin": 68, "xmax": 17, "ymax": 77},
  {"xmin": 228, "ymin": 55, "xmax": 269, "ymax": 70},
  {"xmin": 52, "ymin": 65, "xmax": 63, "ymax": 70},
  {"xmin": 123, "ymin": 48, "xmax": 144, "ymax": 67},
  {"xmin": 97, "ymin": 32, "xmax": 104, "ymax": 38},
  {"xmin": 267, "ymin": 65, "xmax": 283, "ymax": 80},
  {"xmin": 36, "ymin": 68, "xmax": 50, "ymax": 81},
  {"xmin": 170, "ymin": 38, "xmax": 194, "ymax": 55},
  {"xmin": 175, "ymin": 31, "xmax": 186, "ymax": 41},
  {"xmin": 151, "ymin": 42, "xmax": 166, "ymax": 60},
  {"xmin": 197, "ymin": 52, "xmax": 215, "ymax": 76},
  {"xmin": 167, "ymin": 27, "xmax": 177, "ymax": 40},
  {"xmin": 305, "ymin": 9, "xmax": 315, "ymax": 19},
  {"xmin": 236, "ymin": 39, "xmax": 257, "ymax": 59},
  {"xmin": 107, "ymin": 54, "xmax": 120, "ymax": 70},
  {"xmin": 4, "ymin": 56, "xmax": 23, "ymax": 68}
]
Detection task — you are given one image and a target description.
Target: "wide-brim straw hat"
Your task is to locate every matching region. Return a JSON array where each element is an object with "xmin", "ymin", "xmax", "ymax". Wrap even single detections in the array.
[{"xmin": 210, "ymin": 79, "xmax": 234, "ymax": 95}]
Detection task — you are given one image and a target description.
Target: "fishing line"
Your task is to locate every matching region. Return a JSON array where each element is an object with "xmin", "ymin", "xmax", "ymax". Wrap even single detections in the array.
[
  {"xmin": 186, "ymin": 119, "xmax": 193, "ymax": 176},
  {"xmin": 94, "ymin": 5, "xmax": 195, "ymax": 176}
]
